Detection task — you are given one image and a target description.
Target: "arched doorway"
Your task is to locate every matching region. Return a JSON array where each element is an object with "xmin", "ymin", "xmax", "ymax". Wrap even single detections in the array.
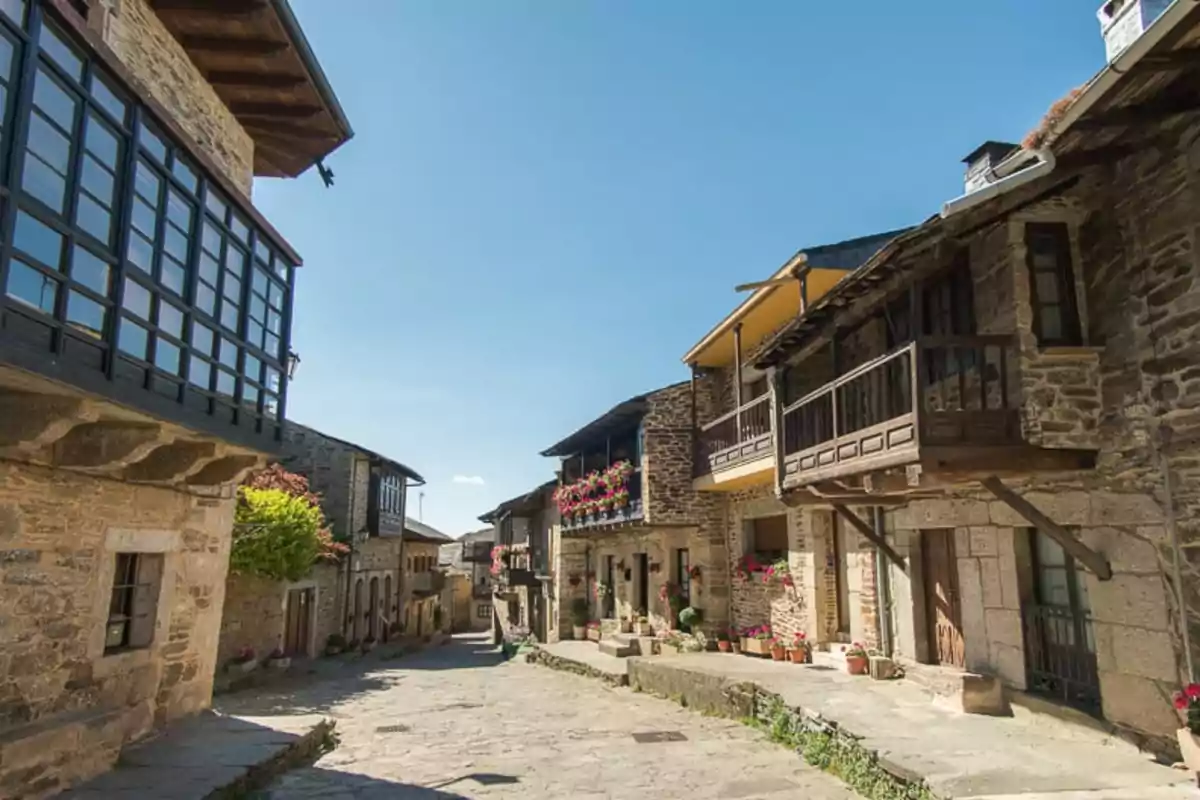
[
  {"xmin": 368, "ymin": 577, "xmax": 380, "ymax": 640},
  {"xmin": 353, "ymin": 578, "xmax": 363, "ymax": 642},
  {"xmin": 383, "ymin": 575, "xmax": 393, "ymax": 641}
]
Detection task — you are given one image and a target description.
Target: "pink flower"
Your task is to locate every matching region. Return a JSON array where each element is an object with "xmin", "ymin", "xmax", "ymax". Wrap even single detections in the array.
[
  {"xmin": 1175, "ymin": 692, "xmax": 1189, "ymax": 710},
  {"xmin": 1186, "ymin": 684, "xmax": 1200, "ymax": 699}
]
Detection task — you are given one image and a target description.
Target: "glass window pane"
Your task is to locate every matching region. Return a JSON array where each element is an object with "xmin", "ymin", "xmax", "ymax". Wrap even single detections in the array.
[
  {"xmin": 197, "ymin": 254, "xmax": 219, "ymax": 288},
  {"xmin": 243, "ymin": 384, "xmax": 261, "ymax": 411},
  {"xmin": 80, "ymin": 156, "xmax": 115, "ymax": 203},
  {"xmin": 160, "ymin": 258, "xmax": 185, "ymax": 296},
  {"xmin": 171, "ymin": 157, "xmax": 197, "ymax": 193},
  {"xmin": 247, "ymin": 320, "xmax": 263, "ymax": 348},
  {"xmin": 252, "ymin": 268, "xmax": 268, "ymax": 296},
  {"xmin": 4, "ymin": 260, "xmax": 58, "ymax": 313},
  {"xmin": 219, "ymin": 337, "xmax": 238, "ymax": 369},
  {"xmin": 267, "ymin": 279, "xmax": 283, "ymax": 307},
  {"xmin": 134, "ymin": 161, "xmax": 160, "ymax": 203},
  {"xmin": 223, "ymin": 274, "xmax": 241, "ymax": 303},
  {"xmin": 188, "ymin": 356, "xmax": 211, "ymax": 389},
  {"xmin": 264, "ymin": 393, "xmax": 279, "ymax": 419},
  {"xmin": 215, "ymin": 369, "xmax": 235, "ymax": 398},
  {"xmin": 264, "ymin": 332, "xmax": 280, "ymax": 359},
  {"xmin": 254, "ymin": 239, "xmax": 271, "ymax": 263},
  {"xmin": 118, "ymin": 319, "xmax": 149, "ymax": 359},
  {"xmin": 1035, "ymin": 531, "xmax": 1066, "ymax": 567},
  {"xmin": 1040, "ymin": 307, "xmax": 1063, "ymax": 342},
  {"xmin": 201, "ymin": 221, "xmax": 222, "ymax": 257},
  {"xmin": 22, "ymin": 152, "xmax": 67, "ymax": 212},
  {"xmin": 224, "ymin": 245, "xmax": 245, "ymax": 276},
  {"xmin": 1035, "ymin": 271, "xmax": 1060, "ymax": 304},
  {"xmin": 266, "ymin": 308, "xmax": 281, "ymax": 334},
  {"xmin": 84, "ymin": 116, "xmax": 119, "ymax": 167},
  {"xmin": 205, "ymin": 187, "xmax": 227, "ymax": 221},
  {"xmin": 195, "ymin": 283, "xmax": 216, "ymax": 315},
  {"xmin": 249, "ymin": 295, "xmax": 266, "ymax": 323},
  {"xmin": 230, "ymin": 215, "xmax": 249, "ymax": 243},
  {"xmin": 265, "ymin": 367, "xmax": 281, "ymax": 393},
  {"xmin": 140, "ymin": 125, "xmax": 167, "ymax": 163},
  {"xmin": 66, "ymin": 291, "xmax": 105, "ymax": 339},
  {"xmin": 32, "ymin": 69, "xmax": 76, "ymax": 132},
  {"xmin": 89, "ymin": 75, "xmax": 126, "ymax": 124},
  {"xmin": 244, "ymin": 353, "xmax": 261, "ymax": 383},
  {"xmin": 38, "ymin": 24, "xmax": 82, "ymax": 80},
  {"xmin": 71, "ymin": 246, "xmax": 110, "ymax": 295},
  {"xmin": 191, "ymin": 322, "xmax": 214, "ymax": 355},
  {"xmin": 126, "ymin": 231, "xmax": 153, "ymax": 273},
  {"xmin": 159, "ymin": 302, "xmax": 183, "ymax": 339},
  {"xmin": 166, "ymin": 190, "xmax": 192, "ymax": 232},
  {"xmin": 131, "ymin": 197, "xmax": 157, "ymax": 238},
  {"xmin": 163, "ymin": 224, "xmax": 188, "ymax": 262},
  {"xmin": 76, "ymin": 193, "xmax": 112, "ymax": 244},
  {"xmin": 13, "ymin": 211, "xmax": 64, "ymax": 269},
  {"xmin": 154, "ymin": 338, "xmax": 180, "ymax": 374},
  {"xmin": 220, "ymin": 299, "xmax": 238, "ymax": 332},
  {"xmin": 122, "ymin": 278, "xmax": 151, "ymax": 320},
  {"xmin": 28, "ymin": 112, "xmax": 70, "ymax": 171},
  {"xmin": 0, "ymin": 0, "xmax": 26, "ymax": 27}
]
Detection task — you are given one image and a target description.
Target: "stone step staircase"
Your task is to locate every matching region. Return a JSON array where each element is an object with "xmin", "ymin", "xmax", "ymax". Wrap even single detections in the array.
[{"xmin": 597, "ymin": 632, "xmax": 655, "ymax": 658}]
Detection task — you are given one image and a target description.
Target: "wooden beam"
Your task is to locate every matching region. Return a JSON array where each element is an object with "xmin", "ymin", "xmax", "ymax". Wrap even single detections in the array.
[
  {"xmin": 832, "ymin": 503, "xmax": 907, "ymax": 573},
  {"xmin": 1134, "ymin": 47, "xmax": 1200, "ymax": 72},
  {"xmin": 1071, "ymin": 95, "xmax": 1200, "ymax": 132},
  {"xmin": 206, "ymin": 70, "xmax": 308, "ymax": 90},
  {"xmin": 228, "ymin": 101, "xmax": 323, "ymax": 119},
  {"xmin": 178, "ymin": 35, "xmax": 288, "ymax": 56},
  {"xmin": 243, "ymin": 121, "xmax": 335, "ymax": 141},
  {"xmin": 980, "ymin": 476, "xmax": 1112, "ymax": 580},
  {"xmin": 152, "ymin": 0, "xmax": 265, "ymax": 14}
]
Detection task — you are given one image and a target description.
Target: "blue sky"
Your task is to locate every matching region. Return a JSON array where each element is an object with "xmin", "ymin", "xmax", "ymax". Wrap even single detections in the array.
[{"xmin": 254, "ymin": 0, "xmax": 1110, "ymax": 537}]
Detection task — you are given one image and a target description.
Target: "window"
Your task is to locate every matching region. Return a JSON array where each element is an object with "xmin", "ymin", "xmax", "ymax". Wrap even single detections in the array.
[
  {"xmin": 747, "ymin": 515, "xmax": 788, "ymax": 564},
  {"xmin": 105, "ymin": 552, "xmax": 163, "ymax": 654},
  {"xmin": 378, "ymin": 473, "xmax": 402, "ymax": 516},
  {"xmin": 476, "ymin": 603, "xmax": 492, "ymax": 619},
  {"xmin": 675, "ymin": 548, "xmax": 690, "ymax": 606},
  {"xmin": 923, "ymin": 249, "xmax": 977, "ymax": 384},
  {"xmin": 1026, "ymin": 222, "xmax": 1083, "ymax": 347}
]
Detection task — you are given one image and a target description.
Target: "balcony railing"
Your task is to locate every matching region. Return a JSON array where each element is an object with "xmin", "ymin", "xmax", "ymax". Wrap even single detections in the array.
[
  {"xmin": 780, "ymin": 335, "xmax": 1019, "ymax": 486},
  {"xmin": 696, "ymin": 393, "xmax": 772, "ymax": 476},
  {"xmin": 561, "ymin": 467, "xmax": 644, "ymax": 533}
]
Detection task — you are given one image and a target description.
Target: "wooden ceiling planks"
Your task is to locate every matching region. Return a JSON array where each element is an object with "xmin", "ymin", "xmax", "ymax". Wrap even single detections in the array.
[{"xmin": 149, "ymin": 0, "xmax": 348, "ymax": 178}]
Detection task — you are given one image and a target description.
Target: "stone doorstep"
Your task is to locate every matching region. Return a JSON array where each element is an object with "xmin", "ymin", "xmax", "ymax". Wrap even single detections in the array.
[
  {"xmin": 899, "ymin": 660, "xmax": 1010, "ymax": 716},
  {"xmin": 598, "ymin": 639, "xmax": 636, "ymax": 658}
]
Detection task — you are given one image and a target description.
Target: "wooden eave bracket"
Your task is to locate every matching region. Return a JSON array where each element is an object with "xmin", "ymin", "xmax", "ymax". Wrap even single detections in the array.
[
  {"xmin": 981, "ymin": 476, "xmax": 1112, "ymax": 580},
  {"xmin": 831, "ymin": 503, "xmax": 907, "ymax": 573}
]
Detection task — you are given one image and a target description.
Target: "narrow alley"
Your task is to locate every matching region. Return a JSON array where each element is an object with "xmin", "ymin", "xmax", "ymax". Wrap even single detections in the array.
[{"xmin": 217, "ymin": 634, "xmax": 857, "ymax": 799}]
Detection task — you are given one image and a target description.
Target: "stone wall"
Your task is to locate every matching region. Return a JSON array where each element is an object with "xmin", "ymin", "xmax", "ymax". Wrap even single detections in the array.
[
  {"xmin": 0, "ymin": 461, "xmax": 234, "ymax": 796},
  {"xmin": 96, "ymin": 0, "xmax": 255, "ymax": 195},
  {"xmin": 280, "ymin": 423, "xmax": 358, "ymax": 541},
  {"xmin": 400, "ymin": 540, "xmax": 443, "ymax": 637},
  {"xmin": 642, "ymin": 383, "xmax": 706, "ymax": 526},
  {"xmin": 216, "ymin": 573, "xmax": 284, "ymax": 666}
]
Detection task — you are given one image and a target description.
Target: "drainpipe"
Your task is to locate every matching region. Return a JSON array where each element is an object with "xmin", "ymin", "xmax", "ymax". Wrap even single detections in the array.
[
  {"xmin": 873, "ymin": 506, "xmax": 894, "ymax": 658},
  {"xmin": 940, "ymin": 149, "xmax": 1057, "ymax": 219}
]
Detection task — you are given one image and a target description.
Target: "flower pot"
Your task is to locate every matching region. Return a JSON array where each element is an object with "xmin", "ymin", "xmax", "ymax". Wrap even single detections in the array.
[
  {"xmin": 770, "ymin": 645, "xmax": 787, "ymax": 661},
  {"xmin": 572, "ymin": 625, "xmax": 586, "ymax": 640},
  {"xmin": 846, "ymin": 655, "xmax": 869, "ymax": 675},
  {"xmin": 230, "ymin": 659, "xmax": 256, "ymax": 675},
  {"xmin": 267, "ymin": 656, "xmax": 291, "ymax": 670},
  {"xmin": 1178, "ymin": 728, "xmax": 1200, "ymax": 772},
  {"xmin": 789, "ymin": 648, "xmax": 811, "ymax": 664},
  {"xmin": 635, "ymin": 622, "xmax": 651, "ymax": 636},
  {"xmin": 742, "ymin": 637, "xmax": 770, "ymax": 657},
  {"xmin": 730, "ymin": 641, "xmax": 742, "ymax": 654},
  {"xmin": 619, "ymin": 620, "xmax": 633, "ymax": 634},
  {"xmin": 586, "ymin": 628, "xmax": 601, "ymax": 642},
  {"xmin": 717, "ymin": 640, "xmax": 731, "ymax": 653}
]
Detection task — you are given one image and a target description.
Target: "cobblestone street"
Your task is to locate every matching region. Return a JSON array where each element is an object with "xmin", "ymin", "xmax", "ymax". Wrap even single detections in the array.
[{"xmin": 217, "ymin": 634, "xmax": 856, "ymax": 799}]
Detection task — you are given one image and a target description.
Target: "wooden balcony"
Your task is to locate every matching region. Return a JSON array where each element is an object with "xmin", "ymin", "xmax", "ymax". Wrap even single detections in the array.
[
  {"xmin": 780, "ymin": 336, "xmax": 1025, "ymax": 495},
  {"xmin": 561, "ymin": 468, "xmax": 644, "ymax": 535},
  {"xmin": 461, "ymin": 541, "xmax": 493, "ymax": 563},
  {"xmin": 695, "ymin": 394, "xmax": 774, "ymax": 489}
]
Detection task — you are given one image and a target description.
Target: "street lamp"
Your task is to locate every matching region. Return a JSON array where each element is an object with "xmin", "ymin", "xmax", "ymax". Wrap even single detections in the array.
[{"xmin": 285, "ymin": 349, "xmax": 302, "ymax": 379}]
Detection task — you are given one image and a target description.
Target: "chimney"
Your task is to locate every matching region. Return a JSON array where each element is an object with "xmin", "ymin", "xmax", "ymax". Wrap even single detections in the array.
[
  {"xmin": 1099, "ymin": 0, "xmax": 1170, "ymax": 62},
  {"xmin": 962, "ymin": 141, "xmax": 1020, "ymax": 194}
]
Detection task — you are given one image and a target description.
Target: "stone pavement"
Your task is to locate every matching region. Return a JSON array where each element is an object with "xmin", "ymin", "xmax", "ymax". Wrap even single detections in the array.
[
  {"xmin": 217, "ymin": 632, "xmax": 857, "ymax": 799},
  {"xmin": 537, "ymin": 642, "xmax": 1195, "ymax": 800}
]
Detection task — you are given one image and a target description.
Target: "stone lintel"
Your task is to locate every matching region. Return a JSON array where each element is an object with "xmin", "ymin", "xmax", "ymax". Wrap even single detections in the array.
[
  {"xmin": 185, "ymin": 454, "xmax": 262, "ymax": 488},
  {"xmin": 0, "ymin": 391, "xmax": 96, "ymax": 450},
  {"xmin": 124, "ymin": 441, "xmax": 217, "ymax": 483},
  {"xmin": 52, "ymin": 421, "xmax": 169, "ymax": 469}
]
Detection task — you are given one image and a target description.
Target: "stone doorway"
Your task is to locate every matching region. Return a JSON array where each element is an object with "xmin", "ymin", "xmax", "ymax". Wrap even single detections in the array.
[
  {"xmin": 921, "ymin": 529, "xmax": 965, "ymax": 668},
  {"xmin": 634, "ymin": 553, "xmax": 649, "ymax": 615},
  {"xmin": 368, "ymin": 577, "xmax": 380, "ymax": 640},
  {"xmin": 832, "ymin": 516, "xmax": 852, "ymax": 641}
]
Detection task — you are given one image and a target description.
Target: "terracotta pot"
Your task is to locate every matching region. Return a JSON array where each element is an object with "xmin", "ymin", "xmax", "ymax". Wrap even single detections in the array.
[
  {"xmin": 742, "ymin": 637, "xmax": 770, "ymax": 657},
  {"xmin": 770, "ymin": 645, "xmax": 786, "ymax": 661},
  {"xmin": 717, "ymin": 640, "xmax": 731, "ymax": 653},
  {"xmin": 789, "ymin": 648, "xmax": 811, "ymax": 664},
  {"xmin": 1178, "ymin": 728, "xmax": 1200, "ymax": 772},
  {"xmin": 572, "ymin": 625, "xmax": 586, "ymax": 640},
  {"xmin": 846, "ymin": 655, "xmax": 869, "ymax": 675},
  {"xmin": 730, "ymin": 641, "xmax": 742, "ymax": 654}
]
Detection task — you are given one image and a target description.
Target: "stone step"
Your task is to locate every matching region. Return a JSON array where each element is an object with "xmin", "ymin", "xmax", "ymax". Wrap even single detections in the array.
[{"xmin": 598, "ymin": 639, "xmax": 636, "ymax": 658}]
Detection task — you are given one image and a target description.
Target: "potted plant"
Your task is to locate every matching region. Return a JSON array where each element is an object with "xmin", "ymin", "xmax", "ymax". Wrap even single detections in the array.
[
  {"xmin": 229, "ymin": 646, "xmax": 257, "ymax": 674},
  {"xmin": 789, "ymin": 632, "xmax": 812, "ymax": 664},
  {"xmin": 613, "ymin": 487, "xmax": 630, "ymax": 510},
  {"xmin": 361, "ymin": 635, "xmax": 377, "ymax": 653},
  {"xmin": 619, "ymin": 614, "xmax": 633, "ymax": 634},
  {"xmin": 1174, "ymin": 683, "xmax": 1200, "ymax": 771},
  {"xmin": 742, "ymin": 625, "xmax": 773, "ymax": 657},
  {"xmin": 769, "ymin": 637, "xmax": 787, "ymax": 661},
  {"xmin": 729, "ymin": 627, "xmax": 742, "ymax": 654},
  {"xmin": 324, "ymin": 634, "xmax": 346, "ymax": 657},
  {"xmin": 634, "ymin": 612, "xmax": 651, "ymax": 636},
  {"xmin": 843, "ymin": 642, "xmax": 869, "ymax": 675},
  {"xmin": 716, "ymin": 630, "xmax": 731, "ymax": 653},
  {"xmin": 586, "ymin": 620, "xmax": 601, "ymax": 642},
  {"xmin": 345, "ymin": 638, "xmax": 360, "ymax": 653},
  {"xmin": 570, "ymin": 598, "xmax": 589, "ymax": 639},
  {"xmin": 678, "ymin": 606, "xmax": 703, "ymax": 633},
  {"xmin": 267, "ymin": 647, "xmax": 291, "ymax": 670}
]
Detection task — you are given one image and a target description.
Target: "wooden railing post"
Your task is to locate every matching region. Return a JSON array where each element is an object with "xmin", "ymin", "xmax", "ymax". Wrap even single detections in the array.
[
  {"xmin": 769, "ymin": 366, "xmax": 785, "ymax": 497},
  {"xmin": 910, "ymin": 340, "xmax": 923, "ymax": 442},
  {"xmin": 734, "ymin": 323, "xmax": 744, "ymax": 444}
]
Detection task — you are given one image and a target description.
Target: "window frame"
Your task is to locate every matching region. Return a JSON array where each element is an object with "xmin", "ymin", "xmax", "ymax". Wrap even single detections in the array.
[
  {"xmin": 104, "ymin": 551, "xmax": 162, "ymax": 655},
  {"xmin": 1025, "ymin": 222, "xmax": 1083, "ymax": 348}
]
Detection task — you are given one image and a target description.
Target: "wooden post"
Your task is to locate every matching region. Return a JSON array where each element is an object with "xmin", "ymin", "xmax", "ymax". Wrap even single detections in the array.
[
  {"xmin": 734, "ymin": 323, "xmax": 745, "ymax": 442},
  {"xmin": 831, "ymin": 329, "xmax": 841, "ymax": 439},
  {"xmin": 981, "ymin": 476, "xmax": 1112, "ymax": 580},
  {"xmin": 832, "ymin": 503, "xmax": 907, "ymax": 573},
  {"xmin": 799, "ymin": 268, "xmax": 809, "ymax": 315},
  {"xmin": 769, "ymin": 366, "xmax": 786, "ymax": 499}
]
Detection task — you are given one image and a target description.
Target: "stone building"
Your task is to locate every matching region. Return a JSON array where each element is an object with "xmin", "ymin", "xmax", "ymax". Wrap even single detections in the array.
[
  {"xmin": 481, "ymin": 481, "xmax": 556, "ymax": 643},
  {"xmin": 720, "ymin": 1, "xmax": 1200, "ymax": 754},
  {"xmin": 218, "ymin": 423, "xmax": 426, "ymax": 662},
  {"xmin": 440, "ymin": 527, "xmax": 494, "ymax": 632},
  {"xmin": 542, "ymin": 383, "xmax": 730, "ymax": 639},
  {"xmin": 401, "ymin": 519, "xmax": 453, "ymax": 639},
  {"xmin": 0, "ymin": 0, "xmax": 350, "ymax": 794}
]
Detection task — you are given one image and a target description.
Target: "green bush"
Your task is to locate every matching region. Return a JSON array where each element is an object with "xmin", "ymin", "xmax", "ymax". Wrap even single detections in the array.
[
  {"xmin": 231, "ymin": 487, "xmax": 326, "ymax": 581},
  {"xmin": 570, "ymin": 598, "xmax": 589, "ymax": 626},
  {"xmin": 678, "ymin": 606, "xmax": 703, "ymax": 631}
]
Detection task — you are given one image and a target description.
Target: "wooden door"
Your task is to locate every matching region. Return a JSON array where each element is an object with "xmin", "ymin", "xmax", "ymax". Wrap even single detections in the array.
[
  {"xmin": 368, "ymin": 578, "xmax": 380, "ymax": 639},
  {"xmin": 635, "ymin": 554, "xmax": 649, "ymax": 615},
  {"xmin": 383, "ymin": 576, "xmax": 393, "ymax": 641},
  {"xmin": 283, "ymin": 588, "xmax": 312, "ymax": 657},
  {"xmin": 922, "ymin": 530, "xmax": 965, "ymax": 667},
  {"xmin": 832, "ymin": 517, "xmax": 851, "ymax": 641}
]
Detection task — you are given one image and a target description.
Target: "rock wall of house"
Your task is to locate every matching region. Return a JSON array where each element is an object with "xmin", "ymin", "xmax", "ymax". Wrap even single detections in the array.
[
  {"xmin": 94, "ymin": 0, "xmax": 255, "ymax": 195},
  {"xmin": 400, "ymin": 540, "xmax": 442, "ymax": 636},
  {"xmin": 642, "ymin": 383, "xmax": 703, "ymax": 526},
  {"xmin": 280, "ymin": 424, "xmax": 358, "ymax": 540},
  {"xmin": 0, "ymin": 462, "xmax": 233, "ymax": 796},
  {"xmin": 216, "ymin": 573, "xmax": 284, "ymax": 667},
  {"xmin": 345, "ymin": 537, "xmax": 403, "ymax": 642}
]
